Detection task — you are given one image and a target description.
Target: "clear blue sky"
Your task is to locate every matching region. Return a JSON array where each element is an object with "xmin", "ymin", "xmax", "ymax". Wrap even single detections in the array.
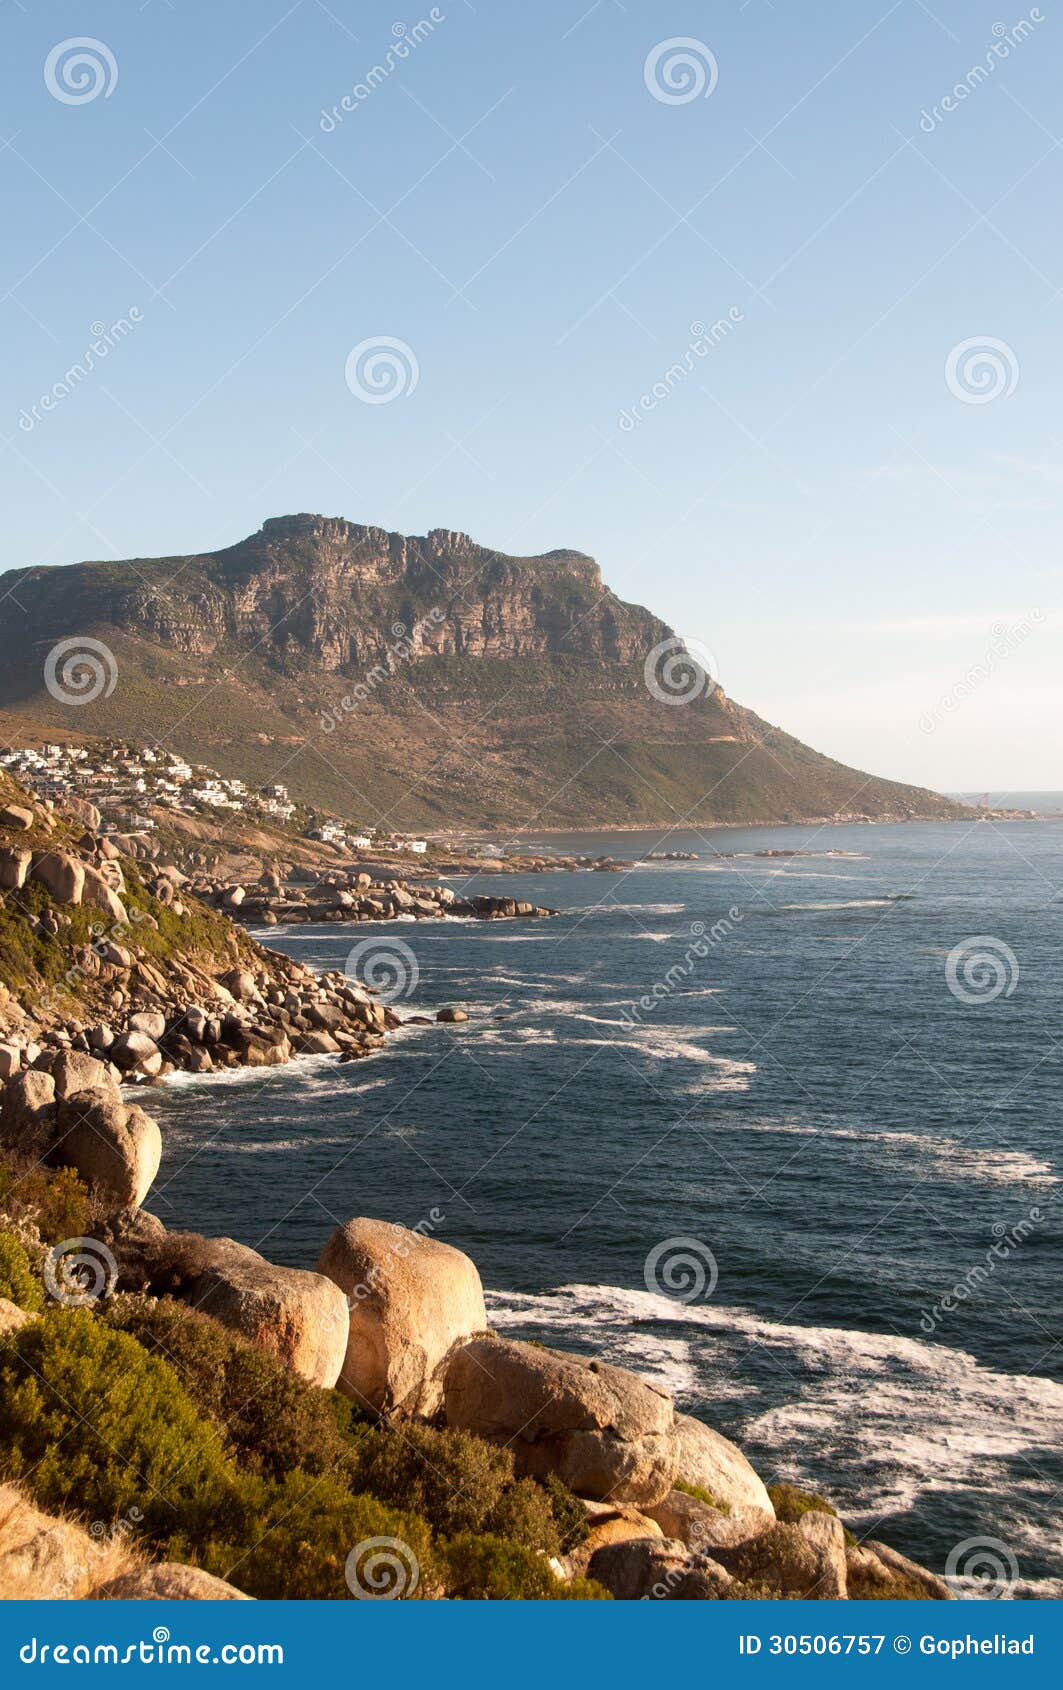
[{"xmin": 1, "ymin": 0, "xmax": 1059, "ymax": 790}]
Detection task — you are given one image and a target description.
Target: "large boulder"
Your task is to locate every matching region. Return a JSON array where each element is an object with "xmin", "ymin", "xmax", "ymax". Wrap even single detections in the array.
[
  {"xmin": 0, "ymin": 846, "xmax": 31, "ymax": 890},
  {"xmin": 709, "ymin": 1520, "xmax": 838, "ymax": 1598},
  {"xmin": 585, "ymin": 1536, "xmax": 734, "ymax": 1600},
  {"xmin": 0, "ymin": 804, "xmax": 34, "ymax": 830},
  {"xmin": 127, "ymin": 1011, "xmax": 166, "ymax": 1041},
  {"xmin": 109, "ymin": 1030, "xmax": 162, "ymax": 1077},
  {"xmin": 30, "ymin": 851, "xmax": 85, "ymax": 906},
  {"xmin": 316, "ymin": 1217, "xmax": 486, "ymax": 1415},
  {"xmin": 96, "ymin": 1564, "xmax": 251, "ymax": 1600},
  {"xmin": 186, "ymin": 1252, "xmax": 349, "ymax": 1389},
  {"xmin": 565, "ymin": 1501, "xmax": 664, "ymax": 1579},
  {"xmin": 51, "ymin": 1050, "xmax": 117, "ymax": 1104},
  {"xmin": 444, "ymin": 1335, "xmax": 679, "ymax": 1505},
  {"xmin": 220, "ymin": 967, "xmax": 260, "ymax": 1003},
  {"xmin": 674, "ymin": 1414, "xmax": 774, "ymax": 1519},
  {"xmin": 644, "ymin": 1488, "xmax": 771, "ymax": 1552},
  {"xmin": 61, "ymin": 795, "xmax": 102, "ymax": 831},
  {"xmin": 0, "ymin": 1068, "xmax": 56, "ymax": 1150},
  {"xmin": 81, "ymin": 864, "xmax": 127, "ymax": 924},
  {"xmin": 53, "ymin": 1089, "xmax": 161, "ymax": 1210},
  {"xmin": 797, "ymin": 1510, "xmax": 848, "ymax": 1599},
  {"xmin": 855, "ymin": 1539, "xmax": 951, "ymax": 1600}
]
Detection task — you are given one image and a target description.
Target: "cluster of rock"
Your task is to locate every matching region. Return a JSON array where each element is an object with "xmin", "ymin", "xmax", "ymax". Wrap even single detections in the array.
[
  {"xmin": 0, "ymin": 951, "xmax": 402, "ymax": 1090},
  {"xmin": 0, "ymin": 831, "xmax": 128, "ymax": 925},
  {"xmin": 80, "ymin": 1194, "xmax": 949, "ymax": 1603},
  {"xmin": 0, "ymin": 989, "xmax": 951, "ymax": 1605},
  {"xmin": 191, "ymin": 867, "xmax": 554, "ymax": 927},
  {"xmin": 443, "ymin": 852, "xmax": 635, "ymax": 874}
]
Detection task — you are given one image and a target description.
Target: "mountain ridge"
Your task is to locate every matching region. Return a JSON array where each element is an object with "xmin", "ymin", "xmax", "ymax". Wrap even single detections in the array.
[{"xmin": 0, "ymin": 516, "xmax": 966, "ymax": 830}]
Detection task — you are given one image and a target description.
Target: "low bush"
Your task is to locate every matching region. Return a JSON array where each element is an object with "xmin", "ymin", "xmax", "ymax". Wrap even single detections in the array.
[
  {"xmin": 0, "ymin": 1156, "xmax": 92, "ymax": 1246},
  {"xmin": 104, "ymin": 1296, "xmax": 355, "ymax": 1479},
  {"xmin": 0, "ymin": 1230, "xmax": 43, "ymax": 1311},
  {"xmin": 440, "ymin": 1532, "xmax": 610, "ymax": 1600},
  {"xmin": 768, "ymin": 1481, "xmax": 854, "ymax": 1545},
  {"xmin": 675, "ymin": 1478, "xmax": 729, "ymax": 1513},
  {"xmin": 195, "ymin": 1471, "xmax": 436, "ymax": 1601},
  {"xmin": 542, "ymin": 1472, "xmax": 589, "ymax": 1552},
  {"xmin": 0, "ymin": 1308, "xmax": 246, "ymax": 1540},
  {"xmin": 346, "ymin": 1422, "xmax": 575, "ymax": 1555}
]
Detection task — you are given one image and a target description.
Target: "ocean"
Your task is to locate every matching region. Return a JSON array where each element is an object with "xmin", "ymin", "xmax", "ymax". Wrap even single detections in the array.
[{"xmin": 148, "ymin": 815, "xmax": 1063, "ymax": 1597}]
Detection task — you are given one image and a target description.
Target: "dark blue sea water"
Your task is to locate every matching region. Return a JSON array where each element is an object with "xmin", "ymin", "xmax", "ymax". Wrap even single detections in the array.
[{"xmin": 150, "ymin": 818, "xmax": 1063, "ymax": 1596}]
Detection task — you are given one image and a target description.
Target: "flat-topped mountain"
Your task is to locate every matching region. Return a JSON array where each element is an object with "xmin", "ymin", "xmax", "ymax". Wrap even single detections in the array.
[{"xmin": 0, "ymin": 516, "xmax": 964, "ymax": 829}]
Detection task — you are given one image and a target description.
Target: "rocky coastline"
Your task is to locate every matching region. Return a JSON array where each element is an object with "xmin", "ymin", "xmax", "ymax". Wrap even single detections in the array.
[{"xmin": 0, "ymin": 778, "xmax": 953, "ymax": 1602}]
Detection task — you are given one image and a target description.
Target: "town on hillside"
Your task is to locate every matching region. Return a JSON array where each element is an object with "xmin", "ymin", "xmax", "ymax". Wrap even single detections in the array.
[{"xmin": 0, "ymin": 739, "xmax": 429, "ymax": 857}]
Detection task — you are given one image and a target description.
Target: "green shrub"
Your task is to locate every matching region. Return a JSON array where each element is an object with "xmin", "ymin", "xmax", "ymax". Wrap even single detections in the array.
[
  {"xmin": 675, "ymin": 1478, "xmax": 729, "ymax": 1513},
  {"xmin": 440, "ymin": 1532, "xmax": 610, "ymax": 1600},
  {"xmin": 0, "ymin": 1158, "xmax": 92, "ymax": 1246},
  {"xmin": 31, "ymin": 1167, "xmax": 94, "ymax": 1245},
  {"xmin": 542, "ymin": 1472, "xmax": 589, "ymax": 1552},
  {"xmin": 346, "ymin": 1422, "xmax": 586, "ymax": 1556},
  {"xmin": 768, "ymin": 1482, "xmax": 854, "ymax": 1546},
  {"xmin": 768, "ymin": 1481, "xmax": 837, "ymax": 1522},
  {"xmin": 104, "ymin": 1296, "xmax": 354, "ymax": 1479},
  {"xmin": 0, "ymin": 1230, "xmax": 43, "ymax": 1311},
  {"xmin": 0, "ymin": 1308, "xmax": 245, "ymax": 1538},
  {"xmin": 197, "ymin": 1471, "xmax": 436, "ymax": 1601}
]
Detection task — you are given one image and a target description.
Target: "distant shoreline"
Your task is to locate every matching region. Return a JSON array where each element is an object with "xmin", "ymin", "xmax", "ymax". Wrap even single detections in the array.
[{"xmin": 429, "ymin": 810, "xmax": 1020, "ymax": 843}]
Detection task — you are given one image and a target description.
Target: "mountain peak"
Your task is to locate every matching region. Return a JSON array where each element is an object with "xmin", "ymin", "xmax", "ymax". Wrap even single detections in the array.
[{"xmin": 0, "ymin": 517, "xmax": 961, "ymax": 829}]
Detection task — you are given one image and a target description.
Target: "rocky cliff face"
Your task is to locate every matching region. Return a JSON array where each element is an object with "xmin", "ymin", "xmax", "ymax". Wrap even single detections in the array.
[
  {"xmin": 0, "ymin": 516, "xmax": 964, "ymax": 829},
  {"xmin": 3, "ymin": 516, "xmax": 656, "ymax": 672}
]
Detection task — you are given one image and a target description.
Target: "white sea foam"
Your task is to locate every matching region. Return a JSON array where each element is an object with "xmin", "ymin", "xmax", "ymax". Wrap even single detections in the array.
[
  {"xmin": 595, "ymin": 902, "xmax": 688, "ymax": 916},
  {"xmin": 706, "ymin": 1120, "xmax": 1057, "ymax": 1188},
  {"xmin": 485, "ymin": 1282, "xmax": 1063, "ymax": 1583},
  {"xmin": 779, "ymin": 898, "xmax": 907, "ymax": 912}
]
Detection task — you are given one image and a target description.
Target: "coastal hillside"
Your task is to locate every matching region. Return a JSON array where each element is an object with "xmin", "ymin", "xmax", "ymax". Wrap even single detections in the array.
[
  {"xmin": 0, "ymin": 779, "xmax": 951, "ymax": 1601},
  {"xmin": 0, "ymin": 516, "xmax": 964, "ymax": 830}
]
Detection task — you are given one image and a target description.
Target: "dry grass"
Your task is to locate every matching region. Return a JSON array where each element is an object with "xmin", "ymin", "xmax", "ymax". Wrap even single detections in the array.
[{"xmin": 0, "ymin": 1480, "xmax": 146, "ymax": 1600}]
